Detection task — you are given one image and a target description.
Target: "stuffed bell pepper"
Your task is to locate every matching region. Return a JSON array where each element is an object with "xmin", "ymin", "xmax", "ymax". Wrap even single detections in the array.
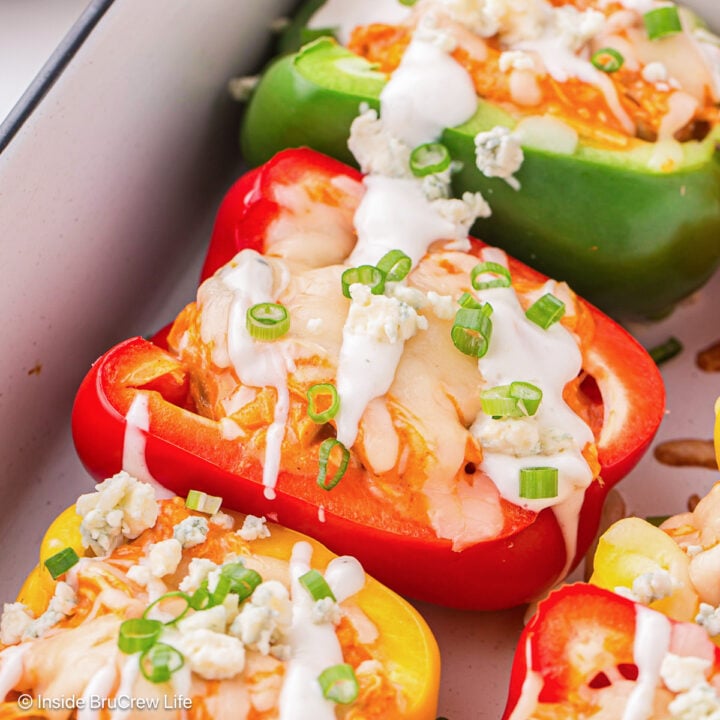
[
  {"xmin": 586, "ymin": 397, "xmax": 720, "ymax": 637},
  {"xmin": 72, "ymin": 148, "xmax": 664, "ymax": 610},
  {"xmin": 242, "ymin": 0, "xmax": 720, "ymax": 319},
  {"xmin": 0, "ymin": 473, "xmax": 440, "ymax": 719},
  {"xmin": 502, "ymin": 582, "xmax": 720, "ymax": 718}
]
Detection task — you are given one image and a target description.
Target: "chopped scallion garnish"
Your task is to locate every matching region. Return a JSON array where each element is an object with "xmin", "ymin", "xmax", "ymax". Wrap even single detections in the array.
[
  {"xmin": 525, "ymin": 293, "xmax": 565, "ymax": 329},
  {"xmin": 185, "ymin": 489, "xmax": 223, "ymax": 515},
  {"xmin": 409, "ymin": 141, "xmax": 452, "ymax": 177},
  {"xmin": 451, "ymin": 305, "xmax": 493, "ymax": 358},
  {"xmin": 317, "ymin": 438, "xmax": 350, "ymax": 490},
  {"xmin": 591, "ymin": 47, "xmax": 624, "ymax": 73},
  {"xmin": 307, "ymin": 383, "xmax": 340, "ymax": 423},
  {"xmin": 246, "ymin": 302, "xmax": 290, "ymax": 341},
  {"xmin": 139, "ymin": 642, "xmax": 184, "ymax": 684},
  {"xmin": 142, "ymin": 591, "xmax": 192, "ymax": 625},
  {"xmin": 299, "ymin": 568, "xmax": 337, "ymax": 601},
  {"xmin": 118, "ymin": 617, "xmax": 163, "ymax": 654},
  {"xmin": 509, "ymin": 381, "xmax": 543, "ymax": 416},
  {"xmin": 648, "ymin": 336, "xmax": 683, "ymax": 365},
  {"xmin": 457, "ymin": 291, "xmax": 482, "ymax": 309},
  {"xmin": 220, "ymin": 563, "xmax": 263, "ymax": 602},
  {"xmin": 480, "ymin": 382, "xmax": 543, "ymax": 418},
  {"xmin": 644, "ymin": 6, "xmax": 682, "ymax": 40},
  {"xmin": 376, "ymin": 249, "xmax": 412, "ymax": 282},
  {"xmin": 341, "ymin": 265, "xmax": 386, "ymax": 298},
  {"xmin": 470, "ymin": 262, "xmax": 512, "ymax": 290},
  {"xmin": 44, "ymin": 547, "xmax": 79, "ymax": 579},
  {"xmin": 318, "ymin": 663, "xmax": 360, "ymax": 704},
  {"xmin": 519, "ymin": 467, "xmax": 559, "ymax": 499}
]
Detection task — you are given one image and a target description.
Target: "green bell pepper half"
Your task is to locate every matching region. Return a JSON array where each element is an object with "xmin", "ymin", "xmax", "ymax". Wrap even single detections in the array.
[{"xmin": 241, "ymin": 38, "xmax": 720, "ymax": 320}]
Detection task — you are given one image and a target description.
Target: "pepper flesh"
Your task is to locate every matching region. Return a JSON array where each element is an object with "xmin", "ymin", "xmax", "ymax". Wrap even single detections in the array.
[
  {"xmin": 10, "ymin": 502, "xmax": 441, "ymax": 720},
  {"xmin": 72, "ymin": 148, "xmax": 665, "ymax": 610},
  {"xmin": 241, "ymin": 30, "xmax": 720, "ymax": 320}
]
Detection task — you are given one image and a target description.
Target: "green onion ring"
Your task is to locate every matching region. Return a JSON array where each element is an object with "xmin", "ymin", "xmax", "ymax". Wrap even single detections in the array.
[
  {"xmin": 142, "ymin": 591, "xmax": 192, "ymax": 625},
  {"xmin": 643, "ymin": 6, "xmax": 682, "ymax": 40},
  {"xmin": 246, "ymin": 302, "xmax": 290, "ymax": 341},
  {"xmin": 139, "ymin": 642, "xmax": 185, "ymax": 684},
  {"xmin": 341, "ymin": 265, "xmax": 386, "ymax": 298},
  {"xmin": 307, "ymin": 383, "xmax": 340, "ymax": 423},
  {"xmin": 44, "ymin": 547, "xmax": 80, "ymax": 579},
  {"xmin": 470, "ymin": 262, "xmax": 512, "ymax": 291},
  {"xmin": 451, "ymin": 306, "xmax": 493, "ymax": 358},
  {"xmin": 591, "ymin": 47, "xmax": 624, "ymax": 73},
  {"xmin": 519, "ymin": 467, "xmax": 559, "ymax": 500},
  {"xmin": 376, "ymin": 249, "xmax": 412, "ymax": 282},
  {"xmin": 299, "ymin": 568, "xmax": 337, "ymax": 601},
  {"xmin": 318, "ymin": 663, "xmax": 360, "ymax": 704},
  {"xmin": 409, "ymin": 142, "xmax": 452, "ymax": 177},
  {"xmin": 525, "ymin": 293, "xmax": 565, "ymax": 329},
  {"xmin": 118, "ymin": 618, "xmax": 163, "ymax": 654},
  {"xmin": 317, "ymin": 438, "xmax": 350, "ymax": 491}
]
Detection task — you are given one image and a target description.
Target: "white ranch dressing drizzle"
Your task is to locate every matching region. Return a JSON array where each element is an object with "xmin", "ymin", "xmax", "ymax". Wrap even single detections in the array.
[
  {"xmin": 0, "ymin": 644, "xmax": 29, "ymax": 701},
  {"xmin": 335, "ymin": 327, "xmax": 405, "ymax": 448},
  {"xmin": 78, "ymin": 661, "xmax": 118, "ymax": 720},
  {"xmin": 123, "ymin": 393, "xmax": 175, "ymax": 499},
  {"xmin": 506, "ymin": 638, "xmax": 544, "ymax": 720},
  {"xmin": 278, "ymin": 542, "xmax": 365, "ymax": 720},
  {"xmin": 622, "ymin": 606, "xmax": 672, "ymax": 720},
  {"xmin": 338, "ymin": 26, "xmax": 479, "ymax": 446},
  {"xmin": 349, "ymin": 175, "xmax": 460, "ymax": 268},
  {"xmin": 109, "ymin": 655, "xmax": 140, "ymax": 720},
  {"xmin": 471, "ymin": 252, "xmax": 594, "ymax": 569},
  {"xmin": 379, "ymin": 35, "xmax": 478, "ymax": 148},
  {"xmin": 209, "ymin": 251, "xmax": 292, "ymax": 500}
]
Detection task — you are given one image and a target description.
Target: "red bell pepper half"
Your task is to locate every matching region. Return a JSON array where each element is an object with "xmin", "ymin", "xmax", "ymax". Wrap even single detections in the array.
[
  {"xmin": 72, "ymin": 148, "xmax": 664, "ymax": 610},
  {"xmin": 502, "ymin": 583, "xmax": 720, "ymax": 718}
]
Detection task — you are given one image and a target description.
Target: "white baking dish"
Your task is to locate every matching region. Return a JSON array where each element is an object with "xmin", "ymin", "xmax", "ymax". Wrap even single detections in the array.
[{"xmin": 1, "ymin": 1, "xmax": 719, "ymax": 717}]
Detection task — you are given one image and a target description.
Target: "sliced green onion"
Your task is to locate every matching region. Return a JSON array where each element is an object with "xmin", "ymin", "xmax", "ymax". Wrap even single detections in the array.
[
  {"xmin": 458, "ymin": 292, "xmax": 482, "ymax": 309},
  {"xmin": 470, "ymin": 262, "xmax": 512, "ymax": 291},
  {"xmin": 44, "ymin": 547, "xmax": 79, "ymax": 579},
  {"xmin": 143, "ymin": 591, "xmax": 192, "ymax": 625},
  {"xmin": 591, "ymin": 47, "xmax": 624, "ymax": 73},
  {"xmin": 451, "ymin": 306, "xmax": 493, "ymax": 358},
  {"xmin": 509, "ymin": 381, "xmax": 543, "ymax": 416},
  {"xmin": 299, "ymin": 569, "xmax": 337, "ymax": 601},
  {"xmin": 525, "ymin": 293, "xmax": 565, "ymax": 329},
  {"xmin": 139, "ymin": 642, "xmax": 184, "ymax": 684},
  {"xmin": 189, "ymin": 584, "xmax": 212, "ymax": 611},
  {"xmin": 409, "ymin": 142, "xmax": 451, "ymax": 177},
  {"xmin": 376, "ymin": 249, "xmax": 411, "ymax": 282},
  {"xmin": 644, "ymin": 6, "xmax": 682, "ymax": 40},
  {"xmin": 317, "ymin": 438, "xmax": 350, "ymax": 491},
  {"xmin": 649, "ymin": 337, "xmax": 683, "ymax": 365},
  {"xmin": 185, "ymin": 489, "xmax": 223, "ymax": 515},
  {"xmin": 220, "ymin": 563, "xmax": 263, "ymax": 602},
  {"xmin": 480, "ymin": 382, "xmax": 543, "ymax": 418},
  {"xmin": 341, "ymin": 265, "xmax": 386, "ymax": 298},
  {"xmin": 480, "ymin": 386, "xmax": 522, "ymax": 418},
  {"xmin": 307, "ymin": 383, "xmax": 340, "ymax": 423},
  {"xmin": 318, "ymin": 663, "xmax": 360, "ymax": 704},
  {"xmin": 246, "ymin": 302, "xmax": 290, "ymax": 341},
  {"xmin": 209, "ymin": 573, "xmax": 232, "ymax": 606},
  {"xmin": 398, "ymin": 0, "xmax": 418, "ymax": 6},
  {"xmin": 118, "ymin": 618, "xmax": 163, "ymax": 654},
  {"xmin": 519, "ymin": 467, "xmax": 559, "ymax": 499}
]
